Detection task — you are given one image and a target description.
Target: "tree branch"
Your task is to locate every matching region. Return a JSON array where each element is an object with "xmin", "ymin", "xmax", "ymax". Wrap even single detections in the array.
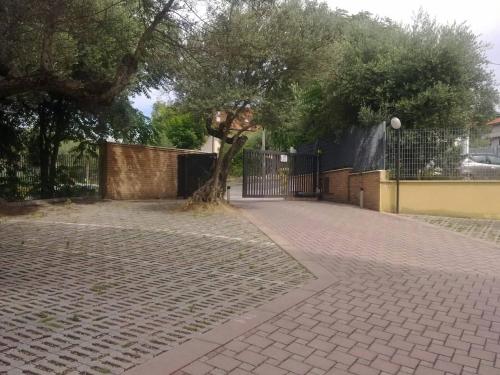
[
  {"xmin": 0, "ymin": 0, "xmax": 176, "ymax": 105},
  {"xmin": 101, "ymin": 0, "xmax": 176, "ymax": 102}
]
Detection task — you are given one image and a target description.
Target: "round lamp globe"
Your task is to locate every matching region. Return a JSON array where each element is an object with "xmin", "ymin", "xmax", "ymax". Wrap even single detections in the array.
[{"xmin": 390, "ymin": 117, "xmax": 401, "ymax": 130}]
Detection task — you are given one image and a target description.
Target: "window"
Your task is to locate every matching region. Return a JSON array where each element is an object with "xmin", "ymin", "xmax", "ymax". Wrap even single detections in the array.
[
  {"xmin": 470, "ymin": 155, "xmax": 488, "ymax": 163},
  {"xmin": 487, "ymin": 156, "xmax": 500, "ymax": 165}
]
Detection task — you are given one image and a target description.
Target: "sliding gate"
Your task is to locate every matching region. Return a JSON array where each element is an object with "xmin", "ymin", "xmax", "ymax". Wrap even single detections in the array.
[{"xmin": 242, "ymin": 149, "xmax": 318, "ymax": 197}]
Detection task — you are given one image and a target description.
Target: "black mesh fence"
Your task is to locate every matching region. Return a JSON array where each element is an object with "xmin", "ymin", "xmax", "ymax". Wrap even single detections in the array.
[
  {"xmin": 297, "ymin": 124, "xmax": 499, "ymax": 180},
  {"xmin": 0, "ymin": 153, "xmax": 99, "ymax": 201},
  {"xmin": 297, "ymin": 123, "xmax": 386, "ymax": 173}
]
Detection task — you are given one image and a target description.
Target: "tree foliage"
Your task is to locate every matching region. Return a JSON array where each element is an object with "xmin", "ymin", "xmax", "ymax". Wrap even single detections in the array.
[
  {"xmin": 150, "ymin": 102, "xmax": 205, "ymax": 149},
  {"xmin": 171, "ymin": 0, "xmax": 346, "ymax": 201},
  {"xmin": 0, "ymin": 0, "xmax": 180, "ymax": 105},
  {"xmin": 1, "ymin": 0, "xmax": 498, "ymax": 202},
  {"xmin": 0, "ymin": 0, "xmax": 171, "ymax": 198},
  {"xmin": 289, "ymin": 11, "xmax": 499, "ymax": 144}
]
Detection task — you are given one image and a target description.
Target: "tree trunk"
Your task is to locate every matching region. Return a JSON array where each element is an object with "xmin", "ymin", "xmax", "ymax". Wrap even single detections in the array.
[
  {"xmin": 38, "ymin": 104, "xmax": 52, "ymax": 199},
  {"xmin": 48, "ymin": 101, "xmax": 65, "ymax": 196},
  {"xmin": 48, "ymin": 139, "xmax": 59, "ymax": 197},
  {"xmin": 191, "ymin": 134, "xmax": 247, "ymax": 204},
  {"xmin": 38, "ymin": 99, "xmax": 66, "ymax": 199}
]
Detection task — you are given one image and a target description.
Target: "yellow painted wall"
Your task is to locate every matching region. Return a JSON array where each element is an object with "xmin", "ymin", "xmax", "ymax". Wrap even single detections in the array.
[{"xmin": 380, "ymin": 178, "xmax": 500, "ymax": 219}]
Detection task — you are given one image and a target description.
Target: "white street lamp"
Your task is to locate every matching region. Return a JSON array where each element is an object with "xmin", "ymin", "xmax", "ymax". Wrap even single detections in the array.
[
  {"xmin": 390, "ymin": 117, "xmax": 401, "ymax": 130},
  {"xmin": 390, "ymin": 117, "xmax": 402, "ymax": 213}
]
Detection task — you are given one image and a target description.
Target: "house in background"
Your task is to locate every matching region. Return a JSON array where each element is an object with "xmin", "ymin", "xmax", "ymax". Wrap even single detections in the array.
[
  {"xmin": 200, "ymin": 135, "xmax": 221, "ymax": 153},
  {"xmin": 488, "ymin": 116, "xmax": 500, "ymax": 154},
  {"xmin": 199, "ymin": 109, "xmax": 259, "ymax": 154}
]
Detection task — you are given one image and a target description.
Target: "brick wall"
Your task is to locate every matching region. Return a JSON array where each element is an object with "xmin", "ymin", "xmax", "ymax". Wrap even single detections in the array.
[
  {"xmin": 320, "ymin": 168, "xmax": 352, "ymax": 203},
  {"xmin": 100, "ymin": 142, "xmax": 201, "ymax": 200},
  {"xmin": 320, "ymin": 168, "xmax": 383, "ymax": 211},
  {"xmin": 348, "ymin": 171, "xmax": 382, "ymax": 211}
]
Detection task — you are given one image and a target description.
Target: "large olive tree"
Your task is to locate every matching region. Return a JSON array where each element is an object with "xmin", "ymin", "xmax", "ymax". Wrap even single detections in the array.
[{"xmin": 171, "ymin": 0, "xmax": 344, "ymax": 203}]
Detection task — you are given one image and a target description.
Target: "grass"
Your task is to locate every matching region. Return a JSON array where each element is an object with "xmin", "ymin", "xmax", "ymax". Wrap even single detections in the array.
[
  {"xmin": 37, "ymin": 312, "xmax": 62, "ymax": 328},
  {"xmin": 70, "ymin": 314, "xmax": 81, "ymax": 322},
  {"xmin": 92, "ymin": 366, "xmax": 111, "ymax": 374},
  {"xmin": 90, "ymin": 282, "xmax": 117, "ymax": 295},
  {"xmin": 178, "ymin": 199, "xmax": 237, "ymax": 216}
]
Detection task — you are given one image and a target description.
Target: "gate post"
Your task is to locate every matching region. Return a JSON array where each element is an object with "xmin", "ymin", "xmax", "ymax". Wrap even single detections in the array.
[
  {"xmin": 242, "ymin": 149, "xmax": 247, "ymax": 197},
  {"xmin": 315, "ymin": 151, "xmax": 320, "ymax": 196}
]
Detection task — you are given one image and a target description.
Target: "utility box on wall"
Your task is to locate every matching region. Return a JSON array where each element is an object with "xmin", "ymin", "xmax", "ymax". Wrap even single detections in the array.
[{"xmin": 177, "ymin": 153, "xmax": 217, "ymax": 198}]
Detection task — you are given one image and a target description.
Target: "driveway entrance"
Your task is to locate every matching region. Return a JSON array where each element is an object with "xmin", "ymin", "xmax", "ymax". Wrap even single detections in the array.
[{"xmin": 177, "ymin": 200, "xmax": 500, "ymax": 375}]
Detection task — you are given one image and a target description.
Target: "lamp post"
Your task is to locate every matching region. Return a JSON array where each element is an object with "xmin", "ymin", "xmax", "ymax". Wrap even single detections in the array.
[{"xmin": 390, "ymin": 117, "xmax": 401, "ymax": 214}]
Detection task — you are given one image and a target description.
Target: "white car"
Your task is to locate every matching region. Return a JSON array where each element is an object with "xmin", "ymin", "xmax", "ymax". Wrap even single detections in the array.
[{"xmin": 460, "ymin": 154, "xmax": 500, "ymax": 179}]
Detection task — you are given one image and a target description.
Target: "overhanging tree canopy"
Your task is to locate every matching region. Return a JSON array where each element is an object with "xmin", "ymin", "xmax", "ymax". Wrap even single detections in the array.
[{"xmin": 0, "ymin": 0, "xmax": 180, "ymax": 105}]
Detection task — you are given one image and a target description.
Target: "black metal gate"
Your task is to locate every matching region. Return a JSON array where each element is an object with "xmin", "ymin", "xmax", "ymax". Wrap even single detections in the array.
[
  {"xmin": 242, "ymin": 150, "xmax": 318, "ymax": 197},
  {"xmin": 177, "ymin": 153, "xmax": 217, "ymax": 198}
]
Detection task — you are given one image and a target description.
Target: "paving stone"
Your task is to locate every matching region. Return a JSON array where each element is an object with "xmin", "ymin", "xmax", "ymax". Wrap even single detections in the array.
[
  {"xmin": 182, "ymin": 361, "xmax": 214, "ymax": 375},
  {"xmin": 176, "ymin": 200, "xmax": 500, "ymax": 375},
  {"xmin": 0, "ymin": 200, "xmax": 311, "ymax": 374},
  {"xmin": 260, "ymin": 346, "xmax": 291, "ymax": 362},
  {"xmin": 370, "ymin": 358, "xmax": 400, "ymax": 374},
  {"xmin": 328, "ymin": 350, "xmax": 357, "ymax": 366},
  {"xmin": 304, "ymin": 354, "xmax": 334, "ymax": 371},
  {"xmin": 285, "ymin": 342, "xmax": 315, "ymax": 357},
  {"xmin": 206, "ymin": 354, "xmax": 241, "ymax": 372},
  {"xmin": 349, "ymin": 363, "xmax": 380, "ymax": 375},
  {"xmin": 253, "ymin": 363, "xmax": 287, "ymax": 375},
  {"xmin": 407, "ymin": 215, "xmax": 500, "ymax": 247},
  {"xmin": 452, "ymin": 353, "xmax": 480, "ymax": 368},
  {"xmin": 279, "ymin": 358, "xmax": 312, "ymax": 374},
  {"xmin": 235, "ymin": 350, "xmax": 266, "ymax": 366},
  {"xmin": 414, "ymin": 365, "xmax": 445, "ymax": 375}
]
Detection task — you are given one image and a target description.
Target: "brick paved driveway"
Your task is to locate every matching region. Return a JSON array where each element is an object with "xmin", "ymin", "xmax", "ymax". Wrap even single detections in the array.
[
  {"xmin": 407, "ymin": 215, "xmax": 500, "ymax": 247},
  {"xmin": 176, "ymin": 200, "xmax": 500, "ymax": 375},
  {"xmin": 0, "ymin": 201, "xmax": 311, "ymax": 375}
]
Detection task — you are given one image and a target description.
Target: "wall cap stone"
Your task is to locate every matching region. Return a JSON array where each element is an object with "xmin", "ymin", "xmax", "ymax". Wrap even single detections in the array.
[{"xmin": 105, "ymin": 141, "xmax": 211, "ymax": 154}]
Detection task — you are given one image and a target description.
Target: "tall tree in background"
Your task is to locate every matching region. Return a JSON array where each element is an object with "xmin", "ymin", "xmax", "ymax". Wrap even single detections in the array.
[
  {"xmin": 291, "ymin": 12, "xmax": 499, "ymax": 143},
  {"xmin": 150, "ymin": 102, "xmax": 206, "ymax": 149}
]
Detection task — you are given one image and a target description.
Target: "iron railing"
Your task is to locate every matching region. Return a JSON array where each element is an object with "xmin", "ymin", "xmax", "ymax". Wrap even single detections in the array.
[
  {"xmin": 385, "ymin": 127, "xmax": 500, "ymax": 180},
  {"xmin": 0, "ymin": 154, "xmax": 99, "ymax": 201}
]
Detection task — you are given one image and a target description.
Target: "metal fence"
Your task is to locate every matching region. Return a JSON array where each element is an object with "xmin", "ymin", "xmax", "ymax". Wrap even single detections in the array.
[
  {"xmin": 297, "ymin": 123, "xmax": 386, "ymax": 173},
  {"xmin": 242, "ymin": 150, "xmax": 317, "ymax": 197},
  {"xmin": 385, "ymin": 127, "xmax": 500, "ymax": 180},
  {"xmin": 0, "ymin": 154, "xmax": 99, "ymax": 201}
]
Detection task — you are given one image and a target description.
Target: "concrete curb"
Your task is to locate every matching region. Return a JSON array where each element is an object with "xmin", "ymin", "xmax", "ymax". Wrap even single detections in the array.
[{"xmin": 123, "ymin": 204, "xmax": 336, "ymax": 375}]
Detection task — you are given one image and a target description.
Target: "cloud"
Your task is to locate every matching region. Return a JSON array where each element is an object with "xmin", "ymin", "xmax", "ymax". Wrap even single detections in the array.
[{"xmin": 130, "ymin": 89, "xmax": 173, "ymax": 117}]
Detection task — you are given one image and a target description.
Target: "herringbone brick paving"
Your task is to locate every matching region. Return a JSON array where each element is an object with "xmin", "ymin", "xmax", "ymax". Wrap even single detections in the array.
[
  {"xmin": 176, "ymin": 201, "xmax": 500, "ymax": 375},
  {"xmin": 0, "ymin": 201, "xmax": 311, "ymax": 375}
]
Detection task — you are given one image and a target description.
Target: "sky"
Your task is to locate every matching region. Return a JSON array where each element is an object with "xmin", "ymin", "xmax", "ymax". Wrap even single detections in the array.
[{"xmin": 131, "ymin": 0, "xmax": 500, "ymax": 117}]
